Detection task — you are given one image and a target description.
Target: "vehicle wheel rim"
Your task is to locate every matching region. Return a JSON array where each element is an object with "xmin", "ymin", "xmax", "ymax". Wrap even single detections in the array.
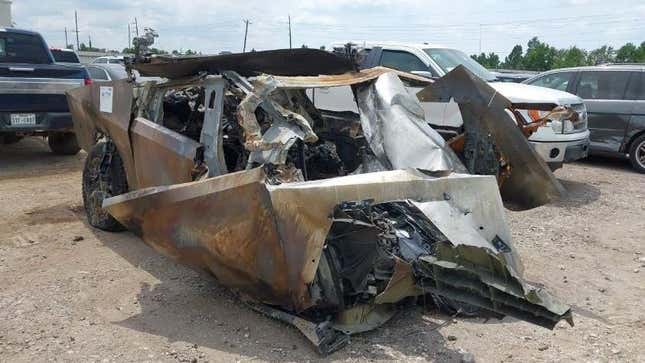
[{"xmin": 638, "ymin": 141, "xmax": 645, "ymax": 168}]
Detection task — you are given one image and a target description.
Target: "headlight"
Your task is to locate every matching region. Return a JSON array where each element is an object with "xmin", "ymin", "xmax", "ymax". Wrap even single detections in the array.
[{"xmin": 527, "ymin": 109, "xmax": 564, "ymax": 133}]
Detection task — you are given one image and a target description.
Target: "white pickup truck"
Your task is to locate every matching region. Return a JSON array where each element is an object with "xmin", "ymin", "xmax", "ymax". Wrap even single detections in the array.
[{"xmin": 311, "ymin": 42, "xmax": 590, "ymax": 170}]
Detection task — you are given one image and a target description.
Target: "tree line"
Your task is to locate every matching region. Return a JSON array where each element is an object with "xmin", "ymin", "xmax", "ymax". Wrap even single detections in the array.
[{"xmin": 471, "ymin": 37, "xmax": 645, "ymax": 71}]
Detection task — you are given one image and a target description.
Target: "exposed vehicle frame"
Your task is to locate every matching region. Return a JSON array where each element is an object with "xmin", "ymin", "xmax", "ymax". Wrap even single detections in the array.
[{"xmin": 67, "ymin": 47, "xmax": 572, "ymax": 355}]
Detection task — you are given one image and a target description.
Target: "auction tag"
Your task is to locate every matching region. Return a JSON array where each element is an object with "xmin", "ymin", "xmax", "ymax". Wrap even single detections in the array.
[{"xmin": 99, "ymin": 86, "xmax": 113, "ymax": 113}]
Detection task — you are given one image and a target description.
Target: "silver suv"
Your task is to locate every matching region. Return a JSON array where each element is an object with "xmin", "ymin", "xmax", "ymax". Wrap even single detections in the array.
[{"xmin": 524, "ymin": 64, "xmax": 645, "ymax": 173}]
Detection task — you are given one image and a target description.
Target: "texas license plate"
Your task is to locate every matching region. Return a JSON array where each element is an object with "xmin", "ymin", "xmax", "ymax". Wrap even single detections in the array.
[{"xmin": 10, "ymin": 113, "xmax": 36, "ymax": 126}]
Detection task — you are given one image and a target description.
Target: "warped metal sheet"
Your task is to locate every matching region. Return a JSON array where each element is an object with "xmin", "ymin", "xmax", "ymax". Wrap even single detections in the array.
[
  {"xmin": 66, "ymin": 79, "xmax": 138, "ymax": 188},
  {"xmin": 133, "ymin": 48, "xmax": 355, "ymax": 79},
  {"xmin": 130, "ymin": 117, "xmax": 202, "ymax": 189},
  {"xmin": 355, "ymin": 72, "xmax": 466, "ymax": 173},
  {"xmin": 416, "ymin": 65, "xmax": 565, "ymax": 209}
]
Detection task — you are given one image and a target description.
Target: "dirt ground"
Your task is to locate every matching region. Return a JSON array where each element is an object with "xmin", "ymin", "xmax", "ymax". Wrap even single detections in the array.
[{"xmin": 0, "ymin": 137, "xmax": 643, "ymax": 363}]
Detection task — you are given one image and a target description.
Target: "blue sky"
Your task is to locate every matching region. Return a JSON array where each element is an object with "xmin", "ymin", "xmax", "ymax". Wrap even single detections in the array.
[{"xmin": 10, "ymin": 0, "xmax": 645, "ymax": 56}]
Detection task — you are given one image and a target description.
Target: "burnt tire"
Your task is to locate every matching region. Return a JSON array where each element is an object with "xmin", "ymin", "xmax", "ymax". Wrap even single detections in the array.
[
  {"xmin": 82, "ymin": 141, "xmax": 128, "ymax": 232},
  {"xmin": 48, "ymin": 132, "xmax": 80, "ymax": 155},
  {"xmin": 628, "ymin": 134, "xmax": 645, "ymax": 174}
]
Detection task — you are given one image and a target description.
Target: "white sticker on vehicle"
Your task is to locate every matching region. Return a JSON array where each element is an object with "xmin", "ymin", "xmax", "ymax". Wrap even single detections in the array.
[{"xmin": 99, "ymin": 86, "xmax": 113, "ymax": 113}]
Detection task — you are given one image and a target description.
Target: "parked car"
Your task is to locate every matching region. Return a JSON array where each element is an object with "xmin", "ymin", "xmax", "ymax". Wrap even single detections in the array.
[
  {"xmin": 91, "ymin": 55, "xmax": 124, "ymax": 64},
  {"xmin": 491, "ymin": 69, "xmax": 540, "ymax": 83},
  {"xmin": 50, "ymin": 48, "xmax": 80, "ymax": 64},
  {"xmin": 315, "ymin": 42, "xmax": 590, "ymax": 171},
  {"xmin": 524, "ymin": 64, "xmax": 645, "ymax": 173},
  {"xmin": 0, "ymin": 28, "xmax": 90, "ymax": 154},
  {"xmin": 85, "ymin": 63, "xmax": 128, "ymax": 81}
]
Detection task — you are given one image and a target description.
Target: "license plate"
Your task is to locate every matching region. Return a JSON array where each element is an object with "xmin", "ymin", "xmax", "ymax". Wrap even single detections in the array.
[{"xmin": 10, "ymin": 113, "xmax": 36, "ymax": 126}]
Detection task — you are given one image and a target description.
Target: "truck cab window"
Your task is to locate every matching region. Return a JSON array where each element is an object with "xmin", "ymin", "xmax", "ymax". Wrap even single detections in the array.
[
  {"xmin": 529, "ymin": 72, "xmax": 573, "ymax": 92},
  {"xmin": 379, "ymin": 50, "xmax": 429, "ymax": 73},
  {"xmin": 0, "ymin": 33, "xmax": 51, "ymax": 64}
]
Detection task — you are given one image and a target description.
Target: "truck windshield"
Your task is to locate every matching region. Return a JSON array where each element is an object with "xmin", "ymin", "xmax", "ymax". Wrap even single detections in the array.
[
  {"xmin": 424, "ymin": 48, "xmax": 497, "ymax": 82},
  {"xmin": 0, "ymin": 33, "xmax": 52, "ymax": 64}
]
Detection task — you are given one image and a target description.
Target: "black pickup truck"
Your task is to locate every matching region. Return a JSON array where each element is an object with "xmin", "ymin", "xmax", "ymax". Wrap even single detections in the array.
[{"xmin": 0, "ymin": 28, "xmax": 90, "ymax": 154}]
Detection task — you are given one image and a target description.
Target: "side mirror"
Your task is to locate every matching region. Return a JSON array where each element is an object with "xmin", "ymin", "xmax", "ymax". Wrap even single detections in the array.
[{"xmin": 410, "ymin": 70, "xmax": 435, "ymax": 79}]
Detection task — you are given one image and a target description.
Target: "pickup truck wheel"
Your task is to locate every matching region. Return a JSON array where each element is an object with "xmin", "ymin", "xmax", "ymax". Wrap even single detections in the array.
[
  {"xmin": 48, "ymin": 132, "xmax": 80, "ymax": 155},
  {"xmin": 82, "ymin": 141, "xmax": 128, "ymax": 232},
  {"xmin": 628, "ymin": 134, "xmax": 645, "ymax": 174}
]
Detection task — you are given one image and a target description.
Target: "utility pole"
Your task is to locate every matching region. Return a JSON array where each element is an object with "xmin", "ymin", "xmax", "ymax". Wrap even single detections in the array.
[
  {"xmin": 479, "ymin": 24, "xmax": 482, "ymax": 54},
  {"xmin": 242, "ymin": 19, "xmax": 250, "ymax": 53},
  {"xmin": 74, "ymin": 10, "xmax": 80, "ymax": 50},
  {"xmin": 128, "ymin": 23, "xmax": 131, "ymax": 49},
  {"xmin": 64, "ymin": 27, "xmax": 68, "ymax": 49},
  {"xmin": 288, "ymin": 15, "xmax": 292, "ymax": 49},
  {"xmin": 134, "ymin": 17, "xmax": 139, "ymax": 36},
  {"xmin": 88, "ymin": 35, "xmax": 92, "ymax": 49}
]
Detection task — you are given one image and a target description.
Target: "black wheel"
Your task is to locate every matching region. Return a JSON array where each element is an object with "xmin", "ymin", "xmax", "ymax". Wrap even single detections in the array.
[
  {"xmin": 629, "ymin": 134, "xmax": 645, "ymax": 174},
  {"xmin": 82, "ymin": 141, "xmax": 128, "ymax": 231},
  {"xmin": 48, "ymin": 132, "xmax": 80, "ymax": 155}
]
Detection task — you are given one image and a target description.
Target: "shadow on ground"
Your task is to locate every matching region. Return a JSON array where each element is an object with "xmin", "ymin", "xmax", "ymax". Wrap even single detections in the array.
[
  {"xmin": 0, "ymin": 137, "xmax": 85, "ymax": 180},
  {"xmin": 554, "ymin": 178, "xmax": 601, "ymax": 208},
  {"xmin": 87, "ymin": 222, "xmax": 468, "ymax": 361}
]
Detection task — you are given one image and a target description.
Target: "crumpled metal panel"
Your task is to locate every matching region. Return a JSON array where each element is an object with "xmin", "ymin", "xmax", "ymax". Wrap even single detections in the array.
[
  {"xmin": 355, "ymin": 72, "xmax": 466, "ymax": 173},
  {"xmin": 416, "ymin": 66, "xmax": 565, "ymax": 209},
  {"xmin": 129, "ymin": 117, "xmax": 202, "ymax": 189},
  {"xmin": 103, "ymin": 168, "xmax": 293, "ymax": 305},
  {"xmin": 272, "ymin": 66, "xmax": 431, "ymax": 89},
  {"xmin": 133, "ymin": 49, "xmax": 355, "ymax": 79},
  {"xmin": 102, "ymin": 168, "xmax": 517, "ymax": 310},
  {"xmin": 66, "ymin": 80, "xmax": 139, "ymax": 188}
]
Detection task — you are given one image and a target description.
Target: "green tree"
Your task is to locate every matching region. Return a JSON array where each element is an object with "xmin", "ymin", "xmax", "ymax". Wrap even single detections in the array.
[
  {"xmin": 554, "ymin": 46, "xmax": 588, "ymax": 68},
  {"xmin": 615, "ymin": 43, "xmax": 638, "ymax": 62},
  {"xmin": 503, "ymin": 45, "xmax": 524, "ymax": 69},
  {"xmin": 586, "ymin": 45, "xmax": 615, "ymax": 65},
  {"xmin": 471, "ymin": 52, "xmax": 500, "ymax": 68},
  {"xmin": 522, "ymin": 37, "xmax": 558, "ymax": 71}
]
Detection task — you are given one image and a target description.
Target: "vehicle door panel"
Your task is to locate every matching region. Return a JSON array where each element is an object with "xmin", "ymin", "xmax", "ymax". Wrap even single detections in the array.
[
  {"xmin": 574, "ymin": 71, "xmax": 633, "ymax": 153},
  {"xmin": 625, "ymin": 72, "xmax": 645, "ymax": 152}
]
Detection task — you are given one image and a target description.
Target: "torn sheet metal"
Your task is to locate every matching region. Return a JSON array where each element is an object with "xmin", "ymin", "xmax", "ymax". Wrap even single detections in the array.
[
  {"xmin": 355, "ymin": 72, "xmax": 466, "ymax": 173},
  {"xmin": 66, "ymin": 79, "xmax": 140, "ymax": 189},
  {"xmin": 133, "ymin": 48, "xmax": 355, "ymax": 79},
  {"xmin": 66, "ymin": 55, "xmax": 573, "ymax": 355},
  {"xmin": 104, "ymin": 170, "xmax": 571, "ymax": 336},
  {"xmin": 416, "ymin": 65, "xmax": 565, "ymax": 209}
]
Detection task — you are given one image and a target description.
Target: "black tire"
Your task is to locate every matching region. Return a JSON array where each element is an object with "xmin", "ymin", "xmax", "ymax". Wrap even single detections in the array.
[
  {"xmin": 48, "ymin": 132, "xmax": 80, "ymax": 155},
  {"xmin": 82, "ymin": 141, "xmax": 128, "ymax": 231},
  {"xmin": 629, "ymin": 134, "xmax": 645, "ymax": 174}
]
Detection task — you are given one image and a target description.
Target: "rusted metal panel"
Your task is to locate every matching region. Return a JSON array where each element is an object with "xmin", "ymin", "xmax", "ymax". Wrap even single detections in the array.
[
  {"xmin": 272, "ymin": 66, "xmax": 431, "ymax": 89},
  {"xmin": 416, "ymin": 65, "xmax": 565, "ymax": 209},
  {"xmin": 129, "ymin": 117, "xmax": 201, "ymax": 188},
  {"xmin": 103, "ymin": 168, "xmax": 294, "ymax": 306},
  {"xmin": 133, "ymin": 48, "xmax": 355, "ymax": 79},
  {"xmin": 66, "ymin": 79, "xmax": 139, "ymax": 189}
]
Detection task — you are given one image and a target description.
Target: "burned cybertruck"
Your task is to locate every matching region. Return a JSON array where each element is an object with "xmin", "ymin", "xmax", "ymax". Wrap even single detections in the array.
[{"xmin": 67, "ymin": 48, "xmax": 572, "ymax": 355}]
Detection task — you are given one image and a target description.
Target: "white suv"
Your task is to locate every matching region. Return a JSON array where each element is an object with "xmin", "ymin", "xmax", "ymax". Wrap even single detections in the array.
[{"xmin": 314, "ymin": 42, "xmax": 590, "ymax": 170}]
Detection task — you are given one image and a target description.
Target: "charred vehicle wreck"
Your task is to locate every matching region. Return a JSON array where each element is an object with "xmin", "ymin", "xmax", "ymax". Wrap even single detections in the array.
[{"xmin": 67, "ymin": 47, "xmax": 573, "ymax": 355}]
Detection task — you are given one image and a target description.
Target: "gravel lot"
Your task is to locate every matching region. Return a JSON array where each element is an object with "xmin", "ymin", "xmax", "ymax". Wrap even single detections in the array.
[{"xmin": 1, "ymin": 137, "xmax": 643, "ymax": 362}]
